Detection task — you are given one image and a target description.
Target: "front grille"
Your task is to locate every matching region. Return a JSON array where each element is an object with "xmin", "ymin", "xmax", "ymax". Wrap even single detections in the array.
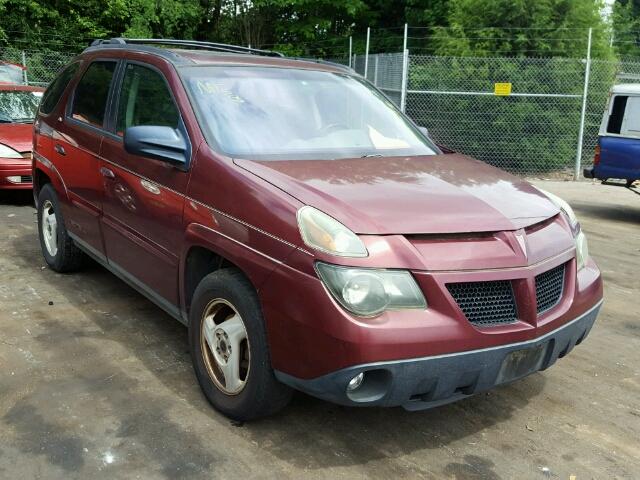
[
  {"xmin": 447, "ymin": 280, "xmax": 517, "ymax": 327},
  {"xmin": 535, "ymin": 263, "xmax": 565, "ymax": 314},
  {"xmin": 20, "ymin": 175, "xmax": 32, "ymax": 183}
]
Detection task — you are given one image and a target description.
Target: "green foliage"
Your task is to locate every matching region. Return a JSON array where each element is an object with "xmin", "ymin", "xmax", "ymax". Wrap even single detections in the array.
[
  {"xmin": 612, "ymin": 0, "xmax": 640, "ymax": 57},
  {"xmin": 434, "ymin": 0, "xmax": 611, "ymax": 59}
]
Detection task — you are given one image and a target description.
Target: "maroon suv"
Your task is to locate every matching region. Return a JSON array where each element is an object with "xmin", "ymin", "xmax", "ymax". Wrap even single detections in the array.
[{"xmin": 32, "ymin": 39, "xmax": 603, "ymax": 420}]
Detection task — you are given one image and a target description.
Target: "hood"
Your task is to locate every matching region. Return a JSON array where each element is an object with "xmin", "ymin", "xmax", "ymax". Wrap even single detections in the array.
[
  {"xmin": 0, "ymin": 123, "xmax": 33, "ymax": 153},
  {"xmin": 235, "ymin": 154, "xmax": 560, "ymax": 235}
]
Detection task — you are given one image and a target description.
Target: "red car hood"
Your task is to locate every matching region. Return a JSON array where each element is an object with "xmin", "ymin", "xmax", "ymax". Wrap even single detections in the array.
[
  {"xmin": 235, "ymin": 154, "xmax": 559, "ymax": 235},
  {"xmin": 0, "ymin": 123, "xmax": 33, "ymax": 153}
]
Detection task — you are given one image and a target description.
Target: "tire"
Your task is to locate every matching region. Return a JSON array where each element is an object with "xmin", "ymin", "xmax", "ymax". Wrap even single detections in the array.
[
  {"xmin": 37, "ymin": 183, "xmax": 84, "ymax": 272},
  {"xmin": 189, "ymin": 268, "xmax": 292, "ymax": 421}
]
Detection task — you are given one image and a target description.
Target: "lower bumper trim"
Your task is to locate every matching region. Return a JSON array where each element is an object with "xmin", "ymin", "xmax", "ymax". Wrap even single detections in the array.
[{"xmin": 275, "ymin": 301, "xmax": 602, "ymax": 410}]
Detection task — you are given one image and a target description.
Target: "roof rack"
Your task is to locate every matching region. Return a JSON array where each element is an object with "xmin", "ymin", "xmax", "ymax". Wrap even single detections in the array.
[
  {"xmin": 89, "ymin": 38, "xmax": 284, "ymax": 58},
  {"xmin": 289, "ymin": 57, "xmax": 353, "ymax": 72}
]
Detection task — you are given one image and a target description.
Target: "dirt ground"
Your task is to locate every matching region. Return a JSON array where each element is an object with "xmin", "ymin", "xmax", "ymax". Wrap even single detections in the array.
[{"xmin": 0, "ymin": 180, "xmax": 638, "ymax": 480}]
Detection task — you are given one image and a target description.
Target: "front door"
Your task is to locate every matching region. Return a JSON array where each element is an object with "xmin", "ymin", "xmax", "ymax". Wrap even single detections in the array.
[{"xmin": 100, "ymin": 62, "xmax": 190, "ymax": 309}]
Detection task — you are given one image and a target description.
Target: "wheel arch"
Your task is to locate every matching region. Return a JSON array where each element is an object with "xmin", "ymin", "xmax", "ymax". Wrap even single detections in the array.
[{"xmin": 180, "ymin": 223, "xmax": 287, "ymax": 315}]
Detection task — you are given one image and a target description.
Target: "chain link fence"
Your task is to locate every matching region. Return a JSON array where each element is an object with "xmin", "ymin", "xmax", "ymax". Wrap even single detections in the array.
[
  {"xmin": 2, "ymin": 43, "xmax": 639, "ymax": 178},
  {"xmin": 350, "ymin": 52, "xmax": 640, "ymax": 177},
  {"xmin": 0, "ymin": 46, "xmax": 77, "ymax": 86}
]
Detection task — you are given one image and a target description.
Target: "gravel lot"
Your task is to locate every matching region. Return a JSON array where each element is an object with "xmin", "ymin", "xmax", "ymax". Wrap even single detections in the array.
[{"xmin": 0, "ymin": 180, "xmax": 638, "ymax": 480}]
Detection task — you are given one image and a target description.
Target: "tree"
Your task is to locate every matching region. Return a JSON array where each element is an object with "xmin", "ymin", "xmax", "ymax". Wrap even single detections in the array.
[
  {"xmin": 433, "ymin": 0, "xmax": 611, "ymax": 59},
  {"xmin": 612, "ymin": 0, "xmax": 640, "ymax": 57}
]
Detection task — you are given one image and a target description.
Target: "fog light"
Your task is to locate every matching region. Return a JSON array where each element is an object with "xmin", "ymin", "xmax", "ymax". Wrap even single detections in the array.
[
  {"xmin": 6, "ymin": 176, "xmax": 21, "ymax": 183},
  {"xmin": 347, "ymin": 372, "xmax": 364, "ymax": 392}
]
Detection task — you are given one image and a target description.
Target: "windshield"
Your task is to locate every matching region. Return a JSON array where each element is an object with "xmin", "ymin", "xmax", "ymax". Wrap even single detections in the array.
[
  {"xmin": 0, "ymin": 63, "xmax": 24, "ymax": 84},
  {"xmin": 183, "ymin": 66, "xmax": 437, "ymax": 160},
  {"xmin": 0, "ymin": 91, "xmax": 42, "ymax": 123}
]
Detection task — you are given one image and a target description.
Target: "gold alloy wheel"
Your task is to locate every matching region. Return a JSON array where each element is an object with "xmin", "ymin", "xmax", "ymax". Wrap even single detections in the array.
[{"xmin": 200, "ymin": 298, "xmax": 251, "ymax": 395}]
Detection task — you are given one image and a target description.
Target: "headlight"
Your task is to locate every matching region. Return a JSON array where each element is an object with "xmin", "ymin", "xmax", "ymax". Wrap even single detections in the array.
[
  {"xmin": 0, "ymin": 143, "xmax": 23, "ymax": 159},
  {"xmin": 537, "ymin": 188, "xmax": 589, "ymax": 270},
  {"xmin": 297, "ymin": 206, "xmax": 368, "ymax": 257},
  {"xmin": 316, "ymin": 263, "xmax": 427, "ymax": 317}
]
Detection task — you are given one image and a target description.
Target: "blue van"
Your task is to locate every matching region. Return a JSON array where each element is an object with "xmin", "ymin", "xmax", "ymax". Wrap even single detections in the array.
[{"xmin": 584, "ymin": 84, "xmax": 640, "ymax": 186}]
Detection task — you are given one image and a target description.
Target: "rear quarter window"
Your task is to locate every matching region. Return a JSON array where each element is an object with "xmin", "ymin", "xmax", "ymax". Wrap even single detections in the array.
[{"xmin": 39, "ymin": 62, "xmax": 80, "ymax": 115}]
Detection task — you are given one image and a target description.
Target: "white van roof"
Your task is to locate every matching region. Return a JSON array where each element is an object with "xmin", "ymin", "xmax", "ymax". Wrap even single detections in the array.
[{"xmin": 611, "ymin": 84, "xmax": 640, "ymax": 95}]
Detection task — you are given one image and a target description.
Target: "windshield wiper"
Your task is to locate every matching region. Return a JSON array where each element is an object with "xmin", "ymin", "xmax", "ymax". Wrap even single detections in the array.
[{"xmin": 361, "ymin": 153, "xmax": 383, "ymax": 158}]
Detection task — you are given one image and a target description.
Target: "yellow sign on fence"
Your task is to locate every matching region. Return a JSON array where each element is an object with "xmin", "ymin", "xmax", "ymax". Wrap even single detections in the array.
[{"xmin": 494, "ymin": 82, "xmax": 512, "ymax": 96}]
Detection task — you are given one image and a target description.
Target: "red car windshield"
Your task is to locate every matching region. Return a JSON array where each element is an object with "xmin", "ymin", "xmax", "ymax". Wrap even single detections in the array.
[
  {"xmin": 0, "ymin": 63, "xmax": 24, "ymax": 85},
  {"xmin": 0, "ymin": 90, "xmax": 42, "ymax": 123},
  {"xmin": 183, "ymin": 66, "xmax": 437, "ymax": 160}
]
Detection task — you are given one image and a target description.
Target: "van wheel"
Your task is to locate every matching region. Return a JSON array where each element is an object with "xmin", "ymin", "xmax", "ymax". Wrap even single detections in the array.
[
  {"xmin": 37, "ymin": 184, "xmax": 84, "ymax": 272},
  {"xmin": 189, "ymin": 269, "xmax": 292, "ymax": 421}
]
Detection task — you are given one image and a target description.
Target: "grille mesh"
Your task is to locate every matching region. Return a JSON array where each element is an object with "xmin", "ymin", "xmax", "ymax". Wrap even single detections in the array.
[
  {"xmin": 447, "ymin": 280, "xmax": 517, "ymax": 327},
  {"xmin": 20, "ymin": 175, "xmax": 32, "ymax": 183},
  {"xmin": 535, "ymin": 263, "xmax": 565, "ymax": 314}
]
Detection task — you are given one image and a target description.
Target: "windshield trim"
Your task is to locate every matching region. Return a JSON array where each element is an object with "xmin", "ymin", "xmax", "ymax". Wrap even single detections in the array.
[{"xmin": 178, "ymin": 64, "xmax": 440, "ymax": 161}]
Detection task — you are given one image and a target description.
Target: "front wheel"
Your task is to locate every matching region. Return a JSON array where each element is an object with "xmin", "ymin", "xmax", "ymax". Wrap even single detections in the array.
[{"xmin": 189, "ymin": 269, "xmax": 292, "ymax": 421}]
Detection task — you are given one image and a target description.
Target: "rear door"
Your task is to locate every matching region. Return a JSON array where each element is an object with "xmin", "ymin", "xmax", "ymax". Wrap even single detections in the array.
[
  {"xmin": 99, "ymin": 61, "xmax": 191, "ymax": 310},
  {"xmin": 53, "ymin": 59, "xmax": 119, "ymax": 255},
  {"xmin": 600, "ymin": 94, "xmax": 640, "ymax": 180}
]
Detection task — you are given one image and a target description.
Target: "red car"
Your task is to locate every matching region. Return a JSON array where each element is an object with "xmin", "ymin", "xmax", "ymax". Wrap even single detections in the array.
[
  {"xmin": 32, "ymin": 39, "xmax": 603, "ymax": 420},
  {"xmin": 0, "ymin": 84, "xmax": 43, "ymax": 189}
]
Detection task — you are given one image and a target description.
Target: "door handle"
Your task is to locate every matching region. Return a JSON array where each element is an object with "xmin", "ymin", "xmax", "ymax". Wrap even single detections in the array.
[
  {"xmin": 100, "ymin": 167, "xmax": 115, "ymax": 179},
  {"xmin": 140, "ymin": 179, "xmax": 161, "ymax": 195},
  {"xmin": 54, "ymin": 144, "xmax": 66, "ymax": 156}
]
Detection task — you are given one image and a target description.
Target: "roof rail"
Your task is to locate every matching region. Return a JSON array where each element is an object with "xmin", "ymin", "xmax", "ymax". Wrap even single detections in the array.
[
  {"xmin": 289, "ymin": 57, "xmax": 353, "ymax": 72},
  {"xmin": 89, "ymin": 38, "xmax": 284, "ymax": 58}
]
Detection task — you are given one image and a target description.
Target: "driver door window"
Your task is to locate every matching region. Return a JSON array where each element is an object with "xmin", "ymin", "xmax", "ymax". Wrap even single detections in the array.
[{"xmin": 116, "ymin": 64, "xmax": 179, "ymax": 136}]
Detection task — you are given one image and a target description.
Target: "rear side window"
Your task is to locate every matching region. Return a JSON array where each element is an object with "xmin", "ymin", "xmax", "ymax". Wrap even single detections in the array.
[
  {"xmin": 621, "ymin": 96, "xmax": 640, "ymax": 137},
  {"xmin": 71, "ymin": 61, "xmax": 117, "ymax": 128},
  {"xmin": 116, "ymin": 63, "xmax": 179, "ymax": 136},
  {"xmin": 40, "ymin": 62, "xmax": 79, "ymax": 115},
  {"xmin": 607, "ymin": 95, "xmax": 627, "ymax": 134}
]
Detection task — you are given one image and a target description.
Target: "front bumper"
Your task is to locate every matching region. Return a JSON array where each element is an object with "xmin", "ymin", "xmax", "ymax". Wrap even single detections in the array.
[
  {"xmin": 0, "ymin": 161, "xmax": 33, "ymax": 189},
  {"xmin": 275, "ymin": 300, "xmax": 602, "ymax": 410}
]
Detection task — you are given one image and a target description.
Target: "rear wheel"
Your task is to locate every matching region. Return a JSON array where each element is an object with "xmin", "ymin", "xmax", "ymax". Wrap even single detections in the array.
[
  {"xmin": 189, "ymin": 269, "xmax": 292, "ymax": 421},
  {"xmin": 37, "ymin": 184, "xmax": 84, "ymax": 272}
]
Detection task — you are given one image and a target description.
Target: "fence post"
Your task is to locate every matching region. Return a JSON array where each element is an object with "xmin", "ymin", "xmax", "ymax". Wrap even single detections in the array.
[
  {"xmin": 21, "ymin": 51, "xmax": 28, "ymax": 85},
  {"xmin": 374, "ymin": 55, "xmax": 379, "ymax": 86},
  {"xmin": 364, "ymin": 27, "xmax": 370, "ymax": 79},
  {"xmin": 348, "ymin": 36, "xmax": 353, "ymax": 68},
  {"xmin": 400, "ymin": 23, "xmax": 409, "ymax": 112},
  {"xmin": 575, "ymin": 27, "xmax": 592, "ymax": 181}
]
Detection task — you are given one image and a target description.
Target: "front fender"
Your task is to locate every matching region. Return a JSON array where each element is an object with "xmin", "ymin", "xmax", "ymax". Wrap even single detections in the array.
[{"xmin": 179, "ymin": 201, "xmax": 300, "ymax": 314}]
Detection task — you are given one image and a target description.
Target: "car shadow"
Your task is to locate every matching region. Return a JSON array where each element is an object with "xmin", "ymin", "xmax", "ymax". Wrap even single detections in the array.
[
  {"xmin": 9, "ymin": 230, "xmax": 547, "ymax": 471},
  {"xmin": 571, "ymin": 199, "xmax": 640, "ymax": 226},
  {"xmin": 0, "ymin": 190, "xmax": 34, "ymax": 207}
]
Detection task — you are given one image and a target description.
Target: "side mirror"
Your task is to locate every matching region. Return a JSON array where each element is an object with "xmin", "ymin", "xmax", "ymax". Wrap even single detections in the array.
[
  {"xmin": 418, "ymin": 126, "xmax": 430, "ymax": 138},
  {"xmin": 124, "ymin": 125, "xmax": 188, "ymax": 167}
]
